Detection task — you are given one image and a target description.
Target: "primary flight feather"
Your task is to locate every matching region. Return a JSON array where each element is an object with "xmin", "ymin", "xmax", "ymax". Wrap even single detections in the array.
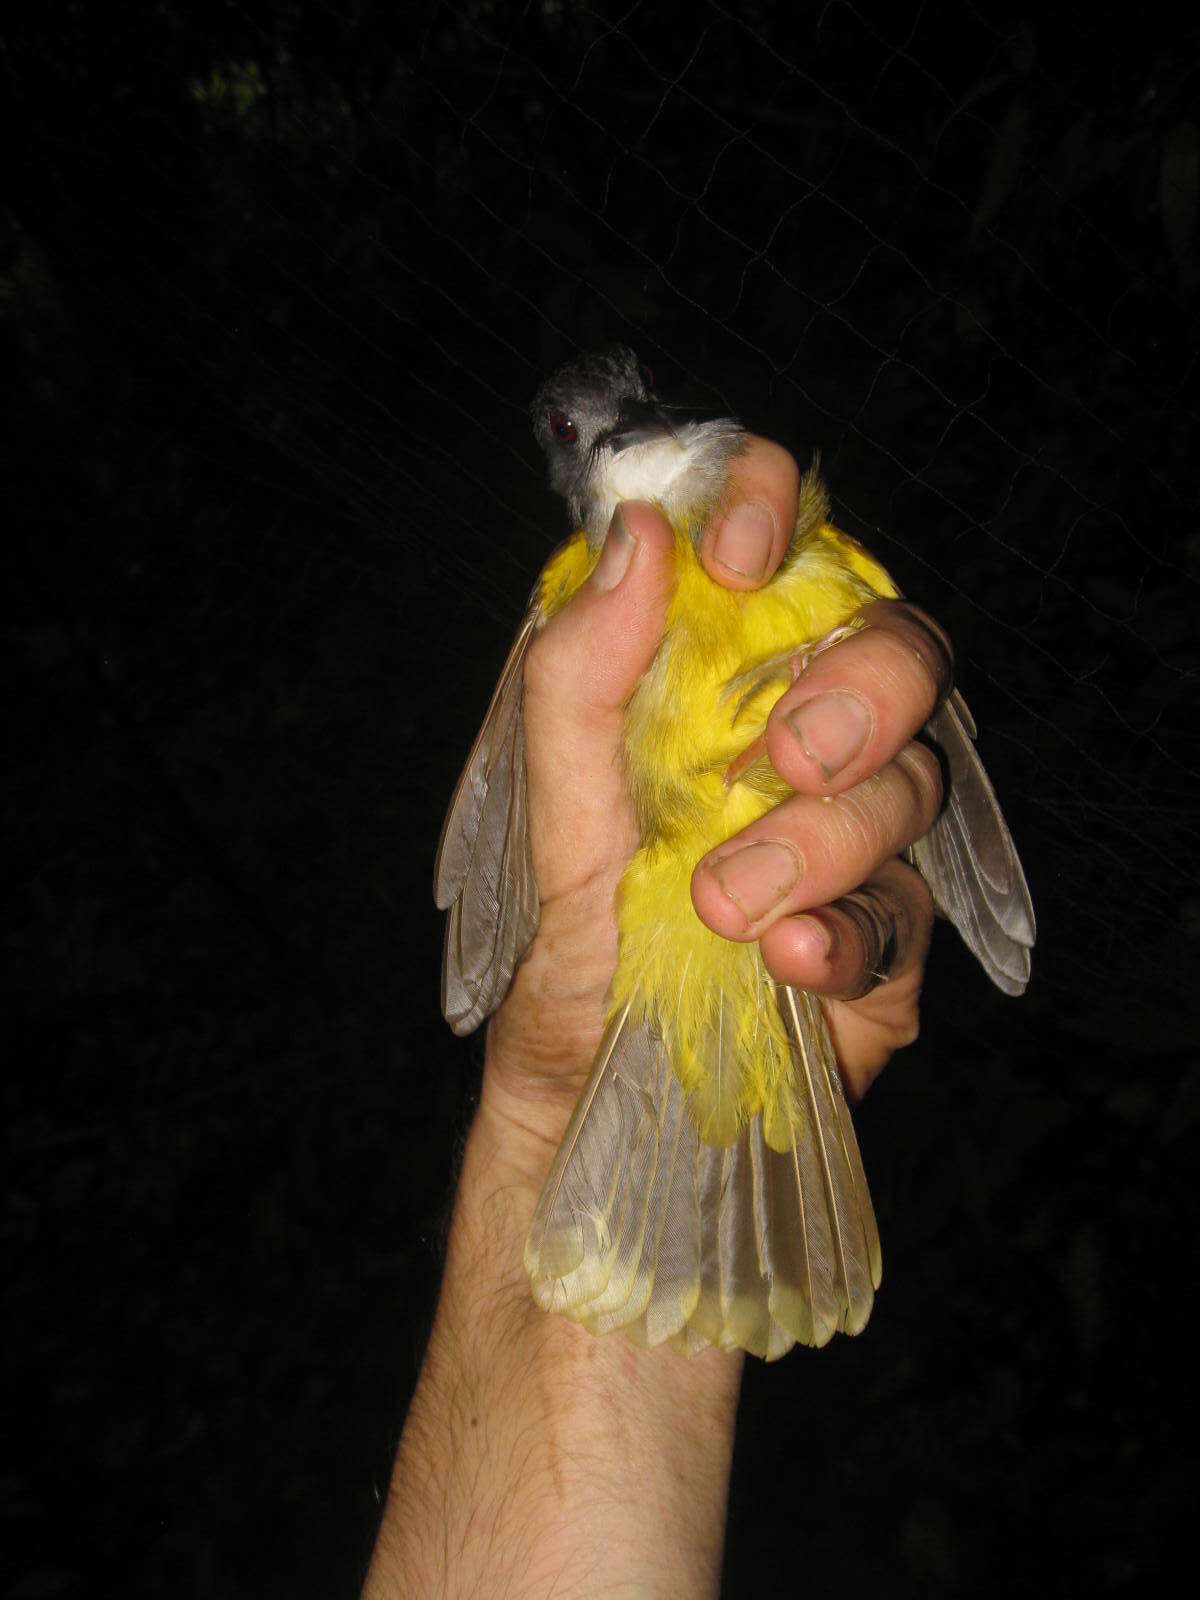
[{"xmin": 435, "ymin": 346, "xmax": 1035, "ymax": 1359}]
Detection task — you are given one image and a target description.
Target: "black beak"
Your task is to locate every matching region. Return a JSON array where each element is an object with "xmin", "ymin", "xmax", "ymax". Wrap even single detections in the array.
[{"xmin": 605, "ymin": 398, "xmax": 675, "ymax": 454}]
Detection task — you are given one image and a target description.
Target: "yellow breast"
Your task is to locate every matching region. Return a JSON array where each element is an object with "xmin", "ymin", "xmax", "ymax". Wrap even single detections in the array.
[
  {"xmin": 539, "ymin": 521, "xmax": 897, "ymax": 840},
  {"xmin": 538, "ymin": 518, "xmax": 897, "ymax": 1143}
]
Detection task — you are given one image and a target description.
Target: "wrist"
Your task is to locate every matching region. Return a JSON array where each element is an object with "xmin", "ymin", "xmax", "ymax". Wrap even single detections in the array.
[
  {"xmin": 457, "ymin": 1106, "xmax": 745, "ymax": 1591},
  {"xmin": 368, "ymin": 1102, "xmax": 744, "ymax": 1600},
  {"xmin": 453, "ymin": 1097, "xmax": 746, "ymax": 1451}
]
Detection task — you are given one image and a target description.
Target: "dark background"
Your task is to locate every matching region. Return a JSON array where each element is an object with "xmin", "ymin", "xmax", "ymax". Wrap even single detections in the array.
[{"xmin": 4, "ymin": 2, "xmax": 1198, "ymax": 1594}]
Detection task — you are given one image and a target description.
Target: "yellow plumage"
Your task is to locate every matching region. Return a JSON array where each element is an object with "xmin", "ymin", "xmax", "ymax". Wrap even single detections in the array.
[{"xmin": 538, "ymin": 511, "xmax": 897, "ymax": 1151}]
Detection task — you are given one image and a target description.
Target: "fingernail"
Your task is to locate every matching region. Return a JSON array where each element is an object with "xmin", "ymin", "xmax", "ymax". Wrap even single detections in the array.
[
  {"xmin": 795, "ymin": 914, "xmax": 838, "ymax": 963},
  {"xmin": 710, "ymin": 840, "xmax": 801, "ymax": 926},
  {"xmin": 593, "ymin": 504, "xmax": 638, "ymax": 590},
  {"xmin": 787, "ymin": 691, "xmax": 873, "ymax": 781},
  {"xmin": 712, "ymin": 501, "xmax": 775, "ymax": 578}
]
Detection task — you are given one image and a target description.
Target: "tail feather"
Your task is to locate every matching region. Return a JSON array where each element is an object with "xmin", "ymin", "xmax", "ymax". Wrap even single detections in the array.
[
  {"xmin": 750, "ymin": 1116, "xmax": 817, "ymax": 1350},
  {"xmin": 624, "ymin": 1093, "xmax": 701, "ymax": 1348},
  {"xmin": 779, "ymin": 987, "xmax": 878, "ymax": 1336},
  {"xmin": 718, "ymin": 1138, "xmax": 774, "ymax": 1356},
  {"xmin": 690, "ymin": 1144, "xmax": 735, "ymax": 1350},
  {"xmin": 524, "ymin": 979, "xmax": 881, "ymax": 1359},
  {"xmin": 523, "ymin": 1003, "xmax": 638, "ymax": 1300},
  {"xmin": 589, "ymin": 1048, "xmax": 692, "ymax": 1337},
  {"xmin": 828, "ymin": 1070, "xmax": 883, "ymax": 1290},
  {"xmin": 577, "ymin": 1037, "xmax": 666, "ymax": 1327}
]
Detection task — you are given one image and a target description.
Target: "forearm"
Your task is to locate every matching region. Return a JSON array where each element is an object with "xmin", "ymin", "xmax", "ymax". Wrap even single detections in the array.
[{"xmin": 362, "ymin": 1100, "xmax": 743, "ymax": 1600}]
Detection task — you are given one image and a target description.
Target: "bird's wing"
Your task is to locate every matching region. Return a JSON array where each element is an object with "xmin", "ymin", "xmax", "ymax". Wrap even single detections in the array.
[
  {"xmin": 910, "ymin": 689, "xmax": 1036, "ymax": 996},
  {"xmin": 524, "ymin": 982, "xmax": 880, "ymax": 1359},
  {"xmin": 434, "ymin": 602, "xmax": 541, "ymax": 1035}
]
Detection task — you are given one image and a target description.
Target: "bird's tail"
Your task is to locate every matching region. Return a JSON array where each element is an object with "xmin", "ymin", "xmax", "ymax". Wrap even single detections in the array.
[{"xmin": 523, "ymin": 985, "xmax": 881, "ymax": 1359}]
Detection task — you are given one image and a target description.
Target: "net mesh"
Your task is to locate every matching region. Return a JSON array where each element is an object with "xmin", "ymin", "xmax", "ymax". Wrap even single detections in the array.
[
  {"xmin": 5, "ymin": 3, "xmax": 1197, "ymax": 1595},
  {"xmin": 91, "ymin": 0, "xmax": 1196, "ymax": 1012}
]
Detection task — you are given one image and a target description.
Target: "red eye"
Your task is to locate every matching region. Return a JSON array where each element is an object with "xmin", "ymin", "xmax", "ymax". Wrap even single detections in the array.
[
  {"xmin": 638, "ymin": 362, "xmax": 655, "ymax": 392},
  {"xmin": 550, "ymin": 412, "xmax": 577, "ymax": 444}
]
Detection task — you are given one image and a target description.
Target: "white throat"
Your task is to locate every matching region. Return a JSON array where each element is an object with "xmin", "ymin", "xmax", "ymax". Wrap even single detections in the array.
[{"xmin": 580, "ymin": 419, "xmax": 747, "ymax": 548}]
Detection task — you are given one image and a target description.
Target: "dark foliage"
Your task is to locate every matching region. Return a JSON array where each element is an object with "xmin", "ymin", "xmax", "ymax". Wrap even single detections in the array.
[{"xmin": 4, "ymin": 2, "xmax": 1198, "ymax": 1594}]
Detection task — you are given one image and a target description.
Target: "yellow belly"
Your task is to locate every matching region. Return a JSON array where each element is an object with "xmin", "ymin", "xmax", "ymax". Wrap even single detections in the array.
[{"xmin": 538, "ymin": 523, "xmax": 897, "ymax": 1145}]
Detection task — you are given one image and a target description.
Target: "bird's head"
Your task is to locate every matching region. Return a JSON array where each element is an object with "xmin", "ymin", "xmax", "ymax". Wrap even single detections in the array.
[{"xmin": 531, "ymin": 344, "xmax": 746, "ymax": 549}]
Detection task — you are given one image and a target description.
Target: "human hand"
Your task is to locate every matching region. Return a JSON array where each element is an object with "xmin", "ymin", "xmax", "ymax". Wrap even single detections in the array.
[
  {"xmin": 482, "ymin": 439, "xmax": 946, "ymax": 1186},
  {"xmin": 378, "ymin": 441, "xmax": 950, "ymax": 1599}
]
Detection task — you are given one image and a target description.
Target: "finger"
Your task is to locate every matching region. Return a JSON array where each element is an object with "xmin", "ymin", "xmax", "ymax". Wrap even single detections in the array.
[
  {"xmin": 522, "ymin": 502, "xmax": 678, "ymax": 901},
  {"xmin": 525, "ymin": 500, "xmax": 677, "ymax": 716},
  {"xmin": 691, "ymin": 742, "xmax": 943, "ymax": 939},
  {"xmin": 698, "ymin": 437, "xmax": 799, "ymax": 590},
  {"xmin": 826, "ymin": 859, "xmax": 935, "ymax": 1100},
  {"xmin": 763, "ymin": 858, "xmax": 934, "ymax": 1103},
  {"xmin": 758, "ymin": 857, "xmax": 934, "ymax": 1000},
  {"xmin": 764, "ymin": 599, "xmax": 955, "ymax": 796}
]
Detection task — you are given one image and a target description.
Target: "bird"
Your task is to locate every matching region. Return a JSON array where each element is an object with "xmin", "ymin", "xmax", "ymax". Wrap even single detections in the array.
[{"xmin": 434, "ymin": 345, "xmax": 1035, "ymax": 1360}]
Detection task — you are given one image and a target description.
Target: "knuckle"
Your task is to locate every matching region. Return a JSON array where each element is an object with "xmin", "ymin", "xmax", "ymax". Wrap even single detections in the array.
[
  {"xmin": 814, "ymin": 746, "xmax": 941, "ymax": 872},
  {"xmin": 858, "ymin": 599, "xmax": 955, "ymax": 706},
  {"xmin": 890, "ymin": 1007, "xmax": 921, "ymax": 1050},
  {"xmin": 743, "ymin": 436, "xmax": 801, "ymax": 492},
  {"xmin": 903, "ymin": 863, "xmax": 936, "ymax": 927},
  {"xmin": 824, "ymin": 784, "xmax": 890, "ymax": 865},
  {"xmin": 730, "ymin": 439, "xmax": 801, "ymax": 539},
  {"xmin": 833, "ymin": 884, "xmax": 900, "ymax": 995},
  {"xmin": 893, "ymin": 743, "xmax": 943, "ymax": 834}
]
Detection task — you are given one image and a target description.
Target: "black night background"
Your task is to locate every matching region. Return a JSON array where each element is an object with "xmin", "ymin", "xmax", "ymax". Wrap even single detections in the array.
[{"xmin": 4, "ymin": 3, "xmax": 1198, "ymax": 1594}]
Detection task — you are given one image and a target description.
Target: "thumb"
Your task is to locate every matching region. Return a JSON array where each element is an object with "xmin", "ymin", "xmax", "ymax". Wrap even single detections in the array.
[
  {"xmin": 531, "ymin": 501, "xmax": 677, "ymax": 713},
  {"xmin": 521, "ymin": 501, "xmax": 675, "ymax": 903}
]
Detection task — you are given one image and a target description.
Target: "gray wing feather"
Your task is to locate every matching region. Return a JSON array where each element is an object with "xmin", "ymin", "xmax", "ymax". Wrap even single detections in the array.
[
  {"xmin": 911, "ymin": 689, "xmax": 1036, "ymax": 997},
  {"xmin": 435, "ymin": 606, "xmax": 541, "ymax": 1035}
]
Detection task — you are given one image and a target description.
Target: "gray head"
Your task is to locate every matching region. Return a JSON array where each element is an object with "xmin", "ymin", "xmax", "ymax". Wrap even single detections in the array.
[
  {"xmin": 530, "ymin": 345, "xmax": 653, "ymax": 519},
  {"xmin": 531, "ymin": 344, "xmax": 747, "ymax": 549}
]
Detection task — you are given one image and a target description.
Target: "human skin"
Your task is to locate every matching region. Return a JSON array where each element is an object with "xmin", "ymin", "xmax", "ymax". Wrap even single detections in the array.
[{"xmin": 361, "ymin": 439, "xmax": 950, "ymax": 1599}]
